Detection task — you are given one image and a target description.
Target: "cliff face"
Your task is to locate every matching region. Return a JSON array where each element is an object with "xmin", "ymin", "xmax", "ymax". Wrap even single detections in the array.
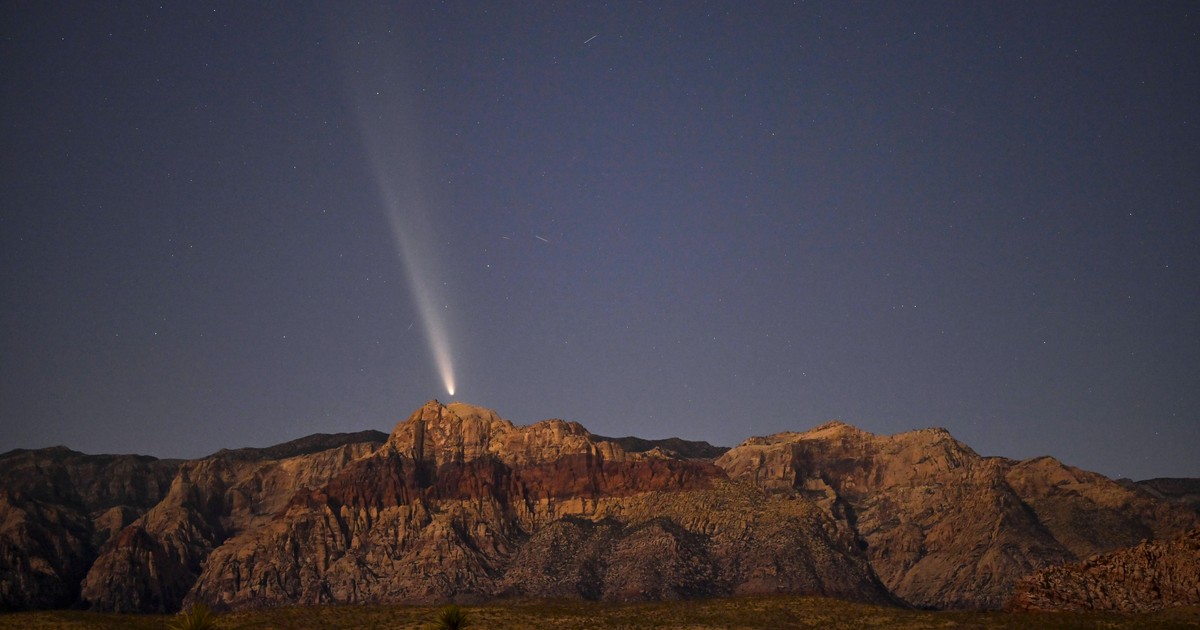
[
  {"xmin": 1009, "ymin": 527, "xmax": 1200, "ymax": 612},
  {"xmin": 79, "ymin": 437, "xmax": 385, "ymax": 613},
  {"xmin": 0, "ymin": 448, "xmax": 179, "ymax": 611},
  {"xmin": 1003, "ymin": 457, "xmax": 1197, "ymax": 560},
  {"xmin": 185, "ymin": 402, "xmax": 890, "ymax": 610},
  {"xmin": 714, "ymin": 421, "xmax": 1198, "ymax": 609},
  {"xmin": 0, "ymin": 433, "xmax": 385, "ymax": 612},
  {"xmin": 2, "ymin": 403, "xmax": 1196, "ymax": 613}
]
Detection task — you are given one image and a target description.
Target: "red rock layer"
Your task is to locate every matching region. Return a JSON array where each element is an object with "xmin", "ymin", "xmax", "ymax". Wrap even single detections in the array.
[
  {"xmin": 184, "ymin": 402, "xmax": 891, "ymax": 610},
  {"xmin": 3, "ymin": 401, "xmax": 1196, "ymax": 613}
]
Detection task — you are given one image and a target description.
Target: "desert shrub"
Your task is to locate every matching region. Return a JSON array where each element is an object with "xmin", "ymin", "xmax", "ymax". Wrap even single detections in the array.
[
  {"xmin": 167, "ymin": 603, "xmax": 219, "ymax": 630},
  {"xmin": 434, "ymin": 603, "xmax": 471, "ymax": 629}
]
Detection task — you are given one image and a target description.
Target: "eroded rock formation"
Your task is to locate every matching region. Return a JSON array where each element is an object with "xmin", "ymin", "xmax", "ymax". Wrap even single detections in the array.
[
  {"xmin": 1009, "ymin": 527, "xmax": 1200, "ymax": 612},
  {"xmin": 0, "ymin": 448, "xmax": 179, "ymax": 610},
  {"xmin": 80, "ymin": 435, "xmax": 385, "ymax": 613},
  {"xmin": 185, "ymin": 402, "xmax": 890, "ymax": 610},
  {"xmin": 715, "ymin": 421, "xmax": 1197, "ymax": 609},
  {"xmin": 1, "ymin": 402, "xmax": 1195, "ymax": 613}
]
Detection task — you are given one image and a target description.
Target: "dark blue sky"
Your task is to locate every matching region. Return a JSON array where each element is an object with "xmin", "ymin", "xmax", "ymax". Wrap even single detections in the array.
[{"xmin": 3, "ymin": 2, "xmax": 1197, "ymax": 480}]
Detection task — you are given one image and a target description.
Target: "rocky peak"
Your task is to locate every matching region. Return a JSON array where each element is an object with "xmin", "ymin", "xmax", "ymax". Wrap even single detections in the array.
[
  {"xmin": 386, "ymin": 400, "xmax": 627, "ymax": 467},
  {"xmin": 1004, "ymin": 455, "xmax": 1198, "ymax": 560},
  {"xmin": 717, "ymin": 419, "xmax": 1058, "ymax": 608},
  {"xmin": 386, "ymin": 400, "xmax": 511, "ymax": 463},
  {"xmin": 800, "ymin": 419, "xmax": 864, "ymax": 437}
]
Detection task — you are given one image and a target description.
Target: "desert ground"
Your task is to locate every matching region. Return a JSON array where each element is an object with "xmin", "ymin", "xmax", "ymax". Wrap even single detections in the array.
[{"xmin": 2, "ymin": 596, "xmax": 1198, "ymax": 629}]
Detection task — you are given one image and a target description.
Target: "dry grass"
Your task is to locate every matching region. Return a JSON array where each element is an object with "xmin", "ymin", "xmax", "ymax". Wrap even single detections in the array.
[{"xmin": 1, "ymin": 597, "xmax": 1197, "ymax": 629}]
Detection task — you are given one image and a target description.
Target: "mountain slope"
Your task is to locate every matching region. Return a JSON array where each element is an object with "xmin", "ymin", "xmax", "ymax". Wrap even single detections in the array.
[
  {"xmin": 0, "ymin": 432, "xmax": 385, "ymax": 612},
  {"xmin": 78, "ymin": 431, "xmax": 386, "ymax": 613},
  {"xmin": 1123, "ymin": 477, "xmax": 1200, "ymax": 514},
  {"xmin": 0, "ymin": 448, "xmax": 179, "ymax": 611},
  {"xmin": 1, "ymin": 402, "xmax": 1195, "ymax": 613},
  {"xmin": 714, "ymin": 421, "xmax": 1197, "ymax": 609},
  {"xmin": 1009, "ymin": 527, "xmax": 1200, "ymax": 612},
  {"xmin": 185, "ymin": 401, "xmax": 891, "ymax": 610}
]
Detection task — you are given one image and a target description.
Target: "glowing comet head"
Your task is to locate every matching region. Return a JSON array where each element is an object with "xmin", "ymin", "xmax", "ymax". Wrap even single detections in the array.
[{"xmin": 435, "ymin": 335, "xmax": 455, "ymax": 395}]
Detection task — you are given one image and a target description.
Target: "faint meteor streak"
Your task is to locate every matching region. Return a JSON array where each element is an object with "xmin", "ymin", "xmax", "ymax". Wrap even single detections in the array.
[{"xmin": 583, "ymin": 34, "xmax": 598, "ymax": 44}]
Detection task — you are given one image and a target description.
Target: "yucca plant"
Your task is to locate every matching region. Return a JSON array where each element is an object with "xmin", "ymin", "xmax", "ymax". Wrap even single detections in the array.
[
  {"xmin": 167, "ymin": 602, "xmax": 219, "ymax": 630},
  {"xmin": 434, "ymin": 603, "xmax": 471, "ymax": 629}
]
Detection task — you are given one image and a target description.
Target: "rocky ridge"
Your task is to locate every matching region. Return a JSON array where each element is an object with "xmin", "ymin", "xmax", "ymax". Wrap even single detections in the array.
[
  {"xmin": 1, "ymin": 402, "xmax": 1196, "ymax": 614},
  {"xmin": 591, "ymin": 434, "xmax": 729, "ymax": 460},
  {"xmin": 0, "ymin": 448, "xmax": 179, "ymax": 610},
  {"xmin": 1122, "ymin": 478, "xmax": 1200, "ymax": 514},
  {"xmin": 0, "ymin": 432, "xmax": 385, "ymax": 612},
  {"xmin": 78, "ymin": 434, "xmax": 386, "ymax": 613},
  {"xmin": 185, "ymin": 402, "xmax": 890, "ymax": 610},
  {"xmin": 715, "ymin": 421, "xmax": 1197, "ymax": 609}
]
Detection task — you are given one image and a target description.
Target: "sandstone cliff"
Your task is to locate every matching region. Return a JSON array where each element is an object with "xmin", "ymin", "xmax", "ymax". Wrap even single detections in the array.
[
  {"xmin": 0, "ymin": 432, "xmax": 384, "ymax": 612},
  {"xmin": 1009, "ymin": 527, "xmax": 1200, "ymax": 612},
  {"xmin": 0, "ymin": 448, "xmax": 178, "ymax": 610},
  {"xmin": 714, "ymin": 421, "xmax": 1198, "ymax": 609},
  {"xmin": 3, "ymin": 403, "xmax": 1196, "ymax": 614},
  {"xmin": 185, "ymin": 401, "xmax": 891, "ymax": 610},
  {"xmin": 79, "ymin": 434, "xmax": 385, "ymax": 613},
  {"xmin": 1003, "ymin": 456, "xmax": 1196, "ymax": 560}
]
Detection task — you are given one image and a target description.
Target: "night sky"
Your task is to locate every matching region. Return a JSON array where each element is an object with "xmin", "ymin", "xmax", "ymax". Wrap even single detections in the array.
[{"xmin": 3, "ymin": 2, "xmax": 1198, "ymax": 480}]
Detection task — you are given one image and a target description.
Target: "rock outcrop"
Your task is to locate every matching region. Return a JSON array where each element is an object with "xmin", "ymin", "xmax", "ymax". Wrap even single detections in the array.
[
  {"xmin": 1004, "ymin": 456, "xmax": 1196, "ymax": 560},
  {"xmin": 0, "ymin": 448, "xmax": 179, "ymax": 611},
  {"xmin": 79, "ymin": 434, "xmax": 385, "ymax": 613},
  {"xmin": 0, "ymin": 432, "xmax": 385, "ymax": 612},
  {"xmin": 714, "ymin": 421, "xmax": 1198, "ymax": 609},
  {"xmin": 2, "ymin": 403, "xmax": 1196, "ymax": 613},
  {"xmin": 1009, "ymin": 527, "xmax": 1200, "ymax": 612},
  {"xmin": 185, "ymin": 402, "xmax": 891, "ymax": 610}
]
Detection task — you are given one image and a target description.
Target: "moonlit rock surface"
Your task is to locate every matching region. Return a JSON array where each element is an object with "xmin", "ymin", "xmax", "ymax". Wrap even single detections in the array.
[
  {"xmin": 716, "ymin": 421, "xmax": 1200, "ymax": 609},
  {"xmin": 1010, "ymin": 527, "xmax": 1200, "ymax": 612},
  {"xmin": 1, "ymin": 401, "xmax": 1196, "ymax": 613}
]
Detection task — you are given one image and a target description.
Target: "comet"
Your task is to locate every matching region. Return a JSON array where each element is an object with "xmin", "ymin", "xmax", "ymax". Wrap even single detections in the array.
[{"xmin": 342, "ymin": 32, "xmax": 458, "ymax": 398}]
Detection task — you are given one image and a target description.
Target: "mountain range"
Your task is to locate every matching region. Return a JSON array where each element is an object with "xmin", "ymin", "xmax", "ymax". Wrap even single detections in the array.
[{"xmin": 1, "ymin": 400, "xmax": 1196, "ymax": 613}]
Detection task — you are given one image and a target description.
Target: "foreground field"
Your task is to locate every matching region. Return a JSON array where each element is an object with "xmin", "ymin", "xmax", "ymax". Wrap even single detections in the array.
[{"xmin": 2, "ymin": 596, "xmax": 1198, "ymax": 629}]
